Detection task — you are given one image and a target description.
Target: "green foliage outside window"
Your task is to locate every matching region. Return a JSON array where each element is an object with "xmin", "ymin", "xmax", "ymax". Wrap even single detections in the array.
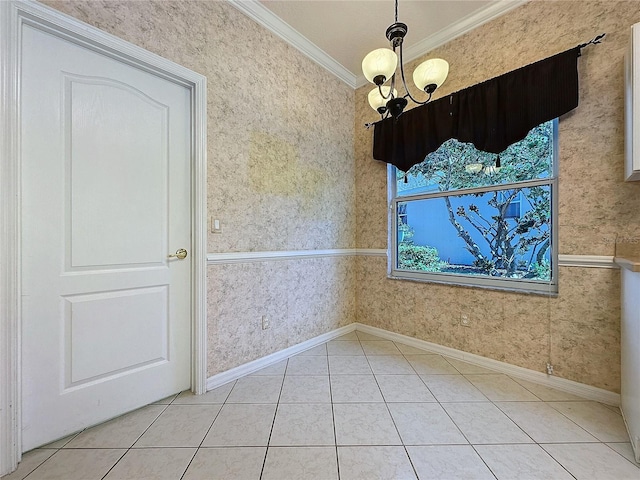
[{"xmin": 397, "ymin": 224, "xmax": 448, "ymax": 272}]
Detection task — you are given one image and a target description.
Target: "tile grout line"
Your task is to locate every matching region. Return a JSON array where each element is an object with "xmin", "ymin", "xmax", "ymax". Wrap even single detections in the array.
[
  {"xmin": 96, "ymin": 402, "xmax": 172, "ymax": 480},
  {"xmin": 396, "ymin": 342, "xmax": 558, "ymax": 479},
  {"xmin": 21, "ymin": 450, "xmax": 64, "ymax": 480},
  {"xmin": 426, "ymin": 360, "xmax": 544, "ymax": 479},
  {"xmin": 492, "ymin": 399, "xmax": 599, "ymax": 444},
  {"xmin": 601, "ymin": 443, "xmax": 640, "ymax": 468},
  {"xmin": 18, "ymin": 421, "xmax": 91, "ymax": 478},
  {"xmin": 363, "ymin": 338, "xmax": 420, "ymax": 480},
  {"xmin": 177, "ymin": 390, "xmax": 229, "ymax": 480},
  {"xmin": 436, "ymin": 349, "xmax": 571, "ymax": 479},
  {"xmin": 12, "ymin": 334, "xmax": 638, "ymax": 479},
  {"xmin": 258, "ymin": 358, "xmax": 288, "ymax": 480},
  {"xmin": 327, "ymin": 343, "xmax": 341, "ymax": 480},
  {"xmin": 17, "ymin": 432, "xmax": 83, "ymax": 480},
  {"xmin": 536, "ymin": 444, "xmax": 582, "ymax": 480},
  {"xmin": 398, "ymin": 344, "xmax": 487, "ymax": 480},
  {"xmin": 538, "ymin": 400, "xmax": 623, "ymax": 442},
  {"xmin": 432, "ymin": 357, "xmax": 584, "ymax": 479}
]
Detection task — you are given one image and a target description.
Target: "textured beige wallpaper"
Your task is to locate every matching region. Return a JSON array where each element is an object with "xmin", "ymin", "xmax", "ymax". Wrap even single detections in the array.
[
  {"xmin": 42, "ymin": 0, "xmax": 638, "ymax": 392},
  {"xmin": 207, "ymin": 257, "xmax": 355, "ymax": 375},
  {"xmin": 42, "ymin": 0, "xmax": 356, "ymax": 377},
  {"xmin": 355, "ymin": 0, "xmax": 640, "ymax": 392}
]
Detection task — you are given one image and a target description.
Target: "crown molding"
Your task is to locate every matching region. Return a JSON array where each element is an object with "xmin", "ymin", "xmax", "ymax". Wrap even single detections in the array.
[
  {"xmin": 226, "ymin": 0, "xmax": 357, "ymax": 88},
  {"xmin": 355, "ymin": 0, "xmax": 528, "ymax": 88},
  {"xmin": 227, "ymin": 0, "xmax": 526, "ymax": 90},
  {"xmin": 403, "ymin": 0, "xmax": 528, "ymax": 63}
]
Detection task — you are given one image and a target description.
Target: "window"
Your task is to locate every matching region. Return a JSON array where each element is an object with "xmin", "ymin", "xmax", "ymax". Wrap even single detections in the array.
[
  {"xmin": 389, "ymin": 120, "xmax": 558, "ymax": 294},
  {"xmin": 501, "ymin": 191, "xmax": 521, "ymax": 219}
]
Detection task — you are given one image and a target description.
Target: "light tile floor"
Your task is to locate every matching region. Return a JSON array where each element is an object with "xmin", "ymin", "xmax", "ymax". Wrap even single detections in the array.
[{"xmin": 4, "ymin": 330, "xmax": 640, "ymax": 480}]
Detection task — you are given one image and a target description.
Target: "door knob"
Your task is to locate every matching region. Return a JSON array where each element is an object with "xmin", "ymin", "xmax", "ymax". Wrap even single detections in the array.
[{"xmin": 168, "ymin": 248, "xmax": 188, "ymax": 260}]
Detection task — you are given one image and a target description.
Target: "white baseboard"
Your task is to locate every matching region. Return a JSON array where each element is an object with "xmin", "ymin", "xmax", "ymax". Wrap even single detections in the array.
[
  {"xmin": 353, "ymin": 323, "xmax": 620, "ymax": 406},
  {"xmin": 206, "ymin": 324, "xmax": 356, "ymax": 391},
  {"xmin": 621, "ymin": 410, "xmax": 640, "ymax": 462},
  {"xmin": 206, "ymin": 323, "xmax": 620, "ymax": 407}
]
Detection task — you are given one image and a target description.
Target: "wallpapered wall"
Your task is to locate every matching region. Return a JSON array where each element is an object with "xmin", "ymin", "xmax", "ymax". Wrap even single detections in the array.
[
  {"xmin": 356, "ymin": 0, "xmax": 640, "ymax": 392},
  {"xmin": 43, "ymin": 0, "xmax": 640, "ymax": 393},
  {"xmin": 43, "ymin": 0, "xmax": 356, "ymax": 376}
]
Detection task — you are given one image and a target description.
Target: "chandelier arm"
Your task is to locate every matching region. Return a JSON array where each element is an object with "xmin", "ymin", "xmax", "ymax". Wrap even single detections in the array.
[
  {"xmin": 402, "ymin": 91, "xmax": 432, "ymax": 104},
  {"xmin": 378, "ymin": 83, "xmax": 393, "ymax": 100},
  {"xmin": 398, "ymin": 45, "xmax": 431, "ymax": 105}
]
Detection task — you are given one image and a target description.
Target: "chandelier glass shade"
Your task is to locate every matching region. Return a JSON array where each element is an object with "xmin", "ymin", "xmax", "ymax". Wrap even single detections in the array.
[
  {"xmin": 362, "ymin": 0, "xmax": 449, "ymax": 118},
  {"xmin": 412, "ymin": 58, "xmax": 449, "ymax": 92},
  {"xmin": 367, "ymin": 86, "xmax": 398, "ymax": 112},
  {"xmin": 362, "ymin": 48, "xmax": 398, "ymax": 85}
]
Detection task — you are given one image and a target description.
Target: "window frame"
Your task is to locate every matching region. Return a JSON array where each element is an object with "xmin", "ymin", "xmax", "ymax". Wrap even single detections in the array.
[{"xmin": 387, "ymin": 120, "xmax": 559, "ymax": 295}]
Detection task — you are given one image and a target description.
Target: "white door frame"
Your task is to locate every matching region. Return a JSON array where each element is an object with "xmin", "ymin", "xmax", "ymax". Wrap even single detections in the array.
[{"xmin": 0, "ymin": 1, "xmax": 208, "ymax": 475}]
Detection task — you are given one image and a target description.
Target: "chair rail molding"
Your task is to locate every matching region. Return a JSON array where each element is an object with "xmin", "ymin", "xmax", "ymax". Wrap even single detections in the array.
[
  {"xmin": 558, "ymin": 254, "xmax": 617, "ymax": 269},
  {"xmin": 207, "ymin": 249, "xmax": 617, "ymax": 269},
  {"xmin": 207, "ymin": 249, "xmax": 357, "ymax": 264}
]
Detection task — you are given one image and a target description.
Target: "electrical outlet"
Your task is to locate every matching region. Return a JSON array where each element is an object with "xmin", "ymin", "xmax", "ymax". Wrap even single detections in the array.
[
  {"xmin": 261, "ymin": 315, "xmax": 270, "ymax": 330},
  {"xmin": 460, "ymin": 314, "xmax": 471, "ymax": 327}
]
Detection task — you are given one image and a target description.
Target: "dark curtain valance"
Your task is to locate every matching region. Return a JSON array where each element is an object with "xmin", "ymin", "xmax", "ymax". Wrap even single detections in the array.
[{"xmin": 372, "ymin": 46, "xmax": 581, "ymax": 172}]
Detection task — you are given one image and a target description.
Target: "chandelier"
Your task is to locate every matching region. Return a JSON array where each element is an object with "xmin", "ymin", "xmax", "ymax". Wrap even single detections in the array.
[{"xmin": 362, "ymin": 0, "xmax": 449, "ymax": 119}]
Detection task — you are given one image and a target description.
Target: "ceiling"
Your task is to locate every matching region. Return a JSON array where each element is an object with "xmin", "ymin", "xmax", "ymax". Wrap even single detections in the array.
[{"xmin": 231, "ymin": 0, "xmax": 526, "ymax": 87}]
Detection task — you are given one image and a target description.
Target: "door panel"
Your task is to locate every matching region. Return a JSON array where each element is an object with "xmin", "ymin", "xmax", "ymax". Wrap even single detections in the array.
[
  {"xmin": 66, "ymin": 74, "xmax": 168, "ymax": 268},
  {"xmin": 64, "ymin": 286, "xmax": 169, "ymax": 387},
  {"xmin": 21, "ymin": 24, "xmax": 191, "ymax": 451}
]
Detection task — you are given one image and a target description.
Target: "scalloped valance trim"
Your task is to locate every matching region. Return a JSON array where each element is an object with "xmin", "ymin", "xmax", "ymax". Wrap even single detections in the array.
[{"xmin": 373, "ymin": 47, "xmax": 581, "ymax": 172}]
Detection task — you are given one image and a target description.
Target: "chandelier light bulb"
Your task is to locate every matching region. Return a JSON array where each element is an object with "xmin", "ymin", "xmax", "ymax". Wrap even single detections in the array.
[
  {"xmin": 368, "ymin": 86, "xmax": 398, "ymax": 113},
  {"xmin": 413, "ymin": 58, "xmax": 449, "ymax": 93},
  {"xmin": 362, "ymin": 48, "xmax": 398, "ymax": 85}
]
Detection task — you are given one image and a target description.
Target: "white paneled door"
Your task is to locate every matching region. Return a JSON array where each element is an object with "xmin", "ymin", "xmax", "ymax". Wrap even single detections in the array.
[{"xmin": 20, "ymin": 24, "xmax": 192, "ymax": 450}]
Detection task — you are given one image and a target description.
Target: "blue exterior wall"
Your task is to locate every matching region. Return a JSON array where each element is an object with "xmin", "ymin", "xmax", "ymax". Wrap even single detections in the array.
[{"xmin": 401, "ymin": 191, "xmax": 545, "ymax": 267}]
